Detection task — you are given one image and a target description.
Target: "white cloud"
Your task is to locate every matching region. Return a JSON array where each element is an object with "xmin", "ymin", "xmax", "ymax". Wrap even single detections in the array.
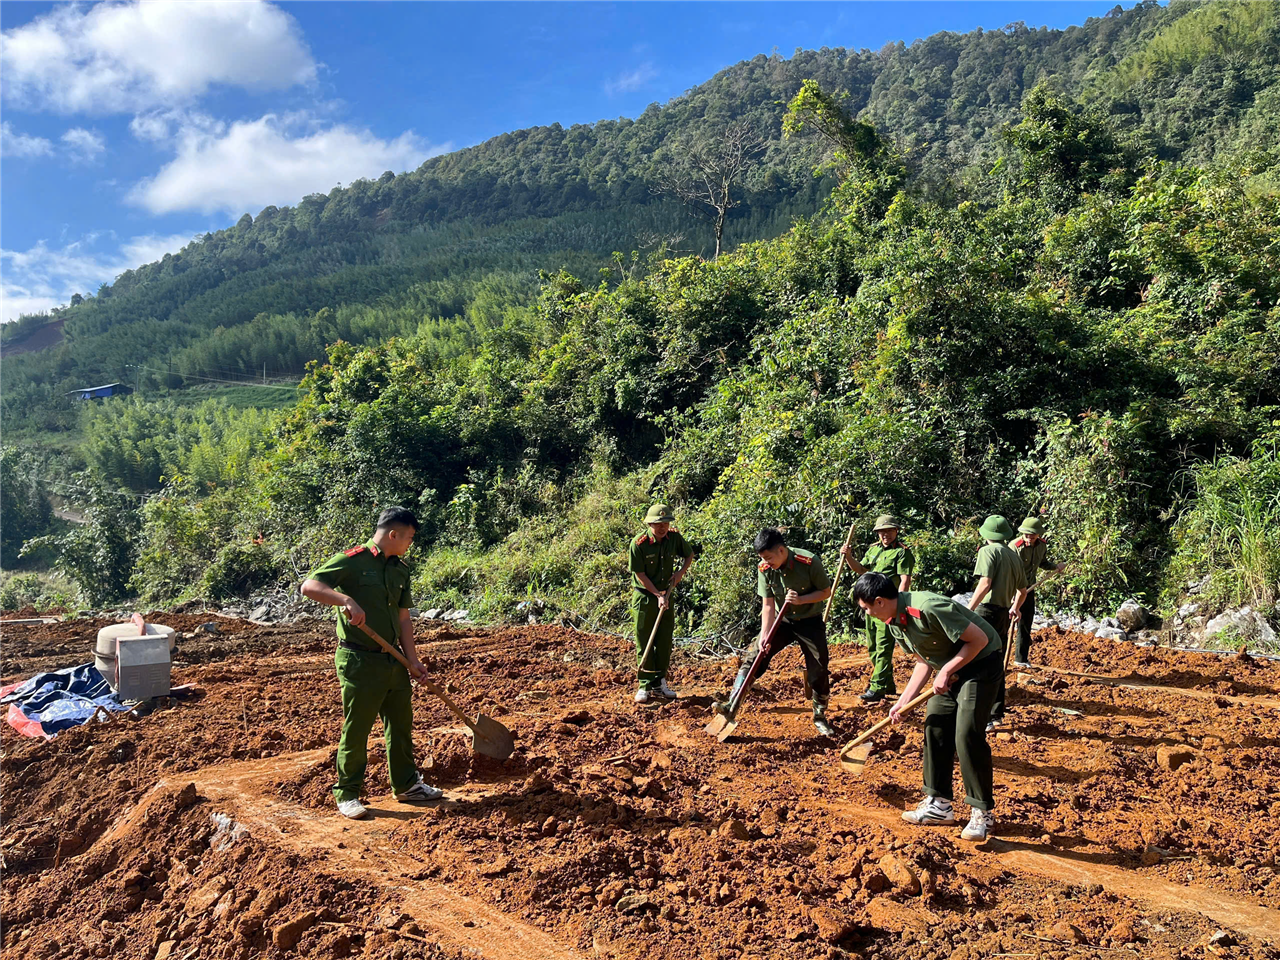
[
  {"xmin": 1, "ymin": 231, "xmax": 193, "ymax": 322},
  {"xmin": 61, "ymin": 127, "xmax": 105, "ymax": 163},
  {"xmin": 128, "ymin": 114, "xmax": 449, "ymax": 216},
  {"xmin": 1, "ymin": 120, "xmax": 54, "ymax": 158},
  {"xmin": 604, "ymin": 62, "xmax": 659, "ymax": 97},
  {"xmin": 1, "ymin": 0, "xmax": 316, "ymax": 114}
]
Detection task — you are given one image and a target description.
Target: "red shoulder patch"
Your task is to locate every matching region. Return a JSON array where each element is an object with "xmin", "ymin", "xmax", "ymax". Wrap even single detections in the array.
[
  {"xmin": 635, "ymin": 533, "xmax": 654, "ymax": 545},
  {"xmin": 344, "ymin": 546, "xmax": 367, "ymax": 557},
  {"xmin": 757, "ymin": 560, "xmax": 769, "ymax": 571},
  {"xmin": 794, "ymin": 554, "xmax": 812, "ymax": 565},
  {"xmin": 1012, "ymin": 537, "xmax": 1025, "ymax": 548},
  {"xmin": 905, "ymin": 606, "xmax": 924, "ymax": 619}
]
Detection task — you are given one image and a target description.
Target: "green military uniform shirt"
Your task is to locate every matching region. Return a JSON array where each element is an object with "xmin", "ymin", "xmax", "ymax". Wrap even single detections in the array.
[
  {"xmin": 757, "ymin": 547, "xmax": 832, "ymax": 620},
  {"xmin": 310, "ymin": 541, "xmax": 413, "ymax": 651},
  {"xmin": 629, "ymin": 530, "xmax": 694, "ymax": 596},
  {"xmin": 973, "ymin": 542, "xmax": 1027, "ymax": 607},
  {"xmin": 1011, "ymin": 536, "xmax": 1057, "ymax": 587},
  {"xmin": 863, "ymin": 539, "xmax": 916, "ymax": 580},
  {"xmin": 884, "ymin": 591, "xmax": 1001, "ymax": 670}
]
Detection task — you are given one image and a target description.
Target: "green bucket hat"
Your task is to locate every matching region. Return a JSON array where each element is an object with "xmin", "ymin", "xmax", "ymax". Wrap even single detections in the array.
[
  {"xmin": 871, "ymin": 514, "xmax": 900, "ymax": 532},
  {"xmin": 1018, "ymin": 517, "xmax": 1046, "ymax": 536},
  {"xmin": 978, "ymin": 514, "xmax": 1015, "ymax": 542},
  {"xmin": 644, "ymin": 503, "xmax": 676, "ymax": 524}
]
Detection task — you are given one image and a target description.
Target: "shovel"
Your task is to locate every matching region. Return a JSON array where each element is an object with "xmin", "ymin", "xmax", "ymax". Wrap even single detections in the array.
[
  {"xmin": 704, "ymin": 600, "xmax": 792, "ymax": 742},
  {"xmin": 838, "ymin": 686, "xmax": 934, "ymax": 774},
  {"xmin": 352, "ymin": 621, "xmax": 515, "ymax": 761}
]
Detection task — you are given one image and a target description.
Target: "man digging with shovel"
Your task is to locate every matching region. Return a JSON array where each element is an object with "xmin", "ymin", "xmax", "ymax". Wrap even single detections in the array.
[
  {"xmin": 629, "ymin": 504, "xmax": 695, "ymax": 704},
  {"xmin": 301, "ymin": 506, "xmax": 443, "ymax": 820},
  {"xmin": 715, "ymin": 528, "xmax": 835, "ymax": 736},
  {"xmin": 852, "ymin": 571, "xmax": 1003, "ymax": 842}
]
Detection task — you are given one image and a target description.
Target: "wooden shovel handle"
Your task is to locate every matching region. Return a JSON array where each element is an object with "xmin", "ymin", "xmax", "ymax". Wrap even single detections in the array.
[
  {"xmin": 823, "ymin": 522, "xmax": 859, "ymax": 623},
  {"xmin": 351, "ymin": 620, "xmax": 478, "ymax": 734},
  {"xmin": 1003, "ymin": 618, "xmax": 1017, "ymax": 672},
  {"xmin": 839, "ymin": 686, "xmax": 935, "ymax": 754}
]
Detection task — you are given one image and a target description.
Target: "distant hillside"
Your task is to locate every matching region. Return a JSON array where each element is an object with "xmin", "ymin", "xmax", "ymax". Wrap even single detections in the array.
[{"xmin": 4, "ymin": 0, "xmax": 1278, "ymax": 436}]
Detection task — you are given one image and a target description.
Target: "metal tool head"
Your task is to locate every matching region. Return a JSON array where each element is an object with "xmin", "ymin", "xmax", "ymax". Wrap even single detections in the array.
[
  {"xmin": 470, "ymin": 713, "xmax": 515, "ymax": 760},
  {"xmin": 839, "ymin": 743, "xmax": 874, "ymax": 775},
  {"xmin": 704, "ymin": 712, "xmax": 738, "ymax": 741}
]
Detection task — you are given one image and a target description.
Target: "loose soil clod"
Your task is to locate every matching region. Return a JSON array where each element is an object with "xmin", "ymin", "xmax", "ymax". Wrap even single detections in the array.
[{"xmin": 3, "ymin": 615, "xmax": 1280, "ymax": 960}]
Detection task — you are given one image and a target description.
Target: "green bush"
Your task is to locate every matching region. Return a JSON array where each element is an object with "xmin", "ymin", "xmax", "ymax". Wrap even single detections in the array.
[{"xmin": 1165, "ymin": 437, "xmax": 1280, "ymax": 614}]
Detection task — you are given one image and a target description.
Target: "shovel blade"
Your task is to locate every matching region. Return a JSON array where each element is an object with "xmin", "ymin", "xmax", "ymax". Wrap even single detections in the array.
[
  {"xmin": 839, "ymin": 743, "xmax": 873, "ymax": 775},
  {"xmin": 704, "ymin": 710, "xmax": 736, "ymax": 740},
  {"xmin": 469, "ymin": 713, "xmax": 515, "ymax": 760}
]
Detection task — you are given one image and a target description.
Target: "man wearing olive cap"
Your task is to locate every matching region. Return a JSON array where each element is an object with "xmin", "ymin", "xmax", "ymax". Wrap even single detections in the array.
[
  {"xmin": 1009, "ymin": 517, "xmax": 1065, "ymax": 668},
  {"xmin": 628, "ymin": 504, "xmax": 695, "ymax": 703},
  {"xmin": 840, "ymin": 514, "xmax": 915, "ymax": 703},
  {"xmin": 968, "ymin": 515, "xmax": 1028, "ymax": 729}
]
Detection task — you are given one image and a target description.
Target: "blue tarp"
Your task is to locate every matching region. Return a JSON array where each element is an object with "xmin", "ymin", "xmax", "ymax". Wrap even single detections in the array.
[{"xmin": 0, "ymin": 663, "xmax": 128, "ymax": 736}]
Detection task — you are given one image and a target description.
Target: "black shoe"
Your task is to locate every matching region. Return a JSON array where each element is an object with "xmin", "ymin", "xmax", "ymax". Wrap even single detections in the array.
[{"xmin": 859, "ymin": 689, "xmax": 887, "ymax": 703}]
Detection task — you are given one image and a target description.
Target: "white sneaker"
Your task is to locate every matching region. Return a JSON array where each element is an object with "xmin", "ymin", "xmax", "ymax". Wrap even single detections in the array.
[
  {"xmin": 961, "ymin": 808, "xmax": 996, "ymax": 841},
  {"xmin": 901, "ymin": 796, "xmax": 957, "ymax": 825},
  {"xmin": 634, "ymin": 687, "xmax": 651, "ymax": 703},
  {"xmin": 337, "ymin": 797, "xmax": 369, "ymax": 819},
  {"xmin": 655, "ymin": 679, "xmax": 678, "ymax": 699},
  {"xmin": 1013, "ymin": 661, "xmax": 1030, "ymax": 669},
  {"xmin": 394, "ymin": 778, "xmax": 443, "ymax": 802}
]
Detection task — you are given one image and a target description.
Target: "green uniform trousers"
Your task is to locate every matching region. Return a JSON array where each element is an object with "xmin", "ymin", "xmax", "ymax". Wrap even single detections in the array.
[
  {"xmin": 922, "ymin": 654, "xmax": 1000, "ymax": 811},
  {"xmin": 1014, "ymin": 592, "xmax": 1036, "ymax": 664},
  {"xmin": 632, "ymin": 592, "xmax": 674, "ymax": 690},
  {"xmin": 333, "ymin": 645, "xmax": 418, "ymax": 802},
  {"xmin": 977, "ymin": 601, "xmax": 1011, "ymax": 721},
  {"xmin": 865, "ymin": 614, "xmax": 897, "ymax": 694}
]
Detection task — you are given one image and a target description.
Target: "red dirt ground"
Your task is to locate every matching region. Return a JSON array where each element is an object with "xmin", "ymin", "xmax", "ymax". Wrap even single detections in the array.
[{"xmin": 2, "ymin": 614, "xmax": 1278, "ymax": 960}]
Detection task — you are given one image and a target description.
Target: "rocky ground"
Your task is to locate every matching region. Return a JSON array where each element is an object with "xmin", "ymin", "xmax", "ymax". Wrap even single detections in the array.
[{"xmin": 2, "ymin": 612, "xmax": 1279, "ymax": 960}]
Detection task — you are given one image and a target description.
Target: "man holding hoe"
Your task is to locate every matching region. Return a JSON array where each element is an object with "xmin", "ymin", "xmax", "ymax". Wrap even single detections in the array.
[
  {"xmin": 968, "ymin": 515, "xmax": 1028, "ymax": 730},
  {"xmin": 629, "ymin": 504, "xmax": 695, "ymax": 703},
  {"xmin": 852, "ymin": 571, "xmax": 1003, "ymax": 841},
  {"xmin": 717, "ymin": 528, "xmax": 835, "ymax": 736},
  {"xmin": 1010, "ymin": 516, "xmax": 1066, "ymax": 668},
  {"xmin": 839, "ymin": 514, "xmax": 915, "ymax": 703},
  {"xmin": 301, "ymin": 506, "xmax": 443, "ymax": 820}
]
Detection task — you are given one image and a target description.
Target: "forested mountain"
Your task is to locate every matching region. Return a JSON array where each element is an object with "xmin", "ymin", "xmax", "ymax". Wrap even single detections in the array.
[
  {"xmin": 4, "ymin": 0, "xmax": 1279, "ymax": 436},
  {"xmin": 3, "ymin": 1, "xmax": 1279, "ymax": 641}
]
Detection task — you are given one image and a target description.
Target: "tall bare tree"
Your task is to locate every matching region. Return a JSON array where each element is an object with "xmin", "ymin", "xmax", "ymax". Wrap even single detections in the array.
[{"xmin": 653, "ymin": 121, "xmax": 766, "ymax": 258}]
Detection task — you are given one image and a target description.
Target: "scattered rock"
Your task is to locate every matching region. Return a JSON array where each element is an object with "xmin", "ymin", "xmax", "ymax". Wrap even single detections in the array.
[
  {"xmin": 718, "ymin": 819, "xmax": 750, "ymax": 841},
  {"xmin": 198, "ymin": 622, "xmax": 221, "ymax": 634},
  {"xmin": 424, "ymin": 609, "xmax": 442, "ymax": 620},
  {"xmin": 1155, "ymin": 744, "xmax": 1195, "ymax": 772},
  {"xmin": 1095, "ymin": 626, "xmax": 1127, "ymax": 642},
  {"xmin": 878, "ymin": 854, "xmax": 921, "ymax": 895},
  {"xmin": 919, "ymin": 869, "xmax": 936, "ymax": 898},
  {"xmin": 174, "ymin": 782, "xmax": 199, "ymax": 809},
  {"xmin": 614, "ymin": 894, "xmax": 656, "ymax": 915},
  {"xmin": 809, "ymin": 906, "xmax": 855, "ymax": 942},
  {"xmin": 271, "ymin": 912, "xmax": 316, "ymax": 951},
  {"xmin": 863, "ymin": 899, "xmax": 933, "ymax": 935},
  {"xmin": 184, "ymin": 879, "xmax": 228, "ymax": 916},
  {"xmin": 249, "ymin": 604, "xmax": 271, "ymax": 621},
  {"xmin": 1205, "ymin": 607, "xmax": 1277, "ymax": 646},
  {"xmin": 1117, "ymin": 599, "xmax": 1148, "ymax": 631},
  {"xmin": 1048, "ymin": 921, "xmax": 1086, "ymax": 944},
  {"xmin": 1105, "ymin": 919, "xmax": 1138, "ymax": 944},
  {"xmin": 154, "ymin": 942, "xmax": 176, "ymax": 960},
  {"xmin": 862, "ymin": 868, "xmax": 890, "ymax": 894},
  {"xmin": 1140, "ymin": 844, "xmax": 1164, "ymax": 866},
  {"xmin": 1207, "ymin": 930, "xmax": 1237, "ymax": 948},
  {"xmin": 557, "ymin": 709, "xmax": 591, "ymax": 726}
]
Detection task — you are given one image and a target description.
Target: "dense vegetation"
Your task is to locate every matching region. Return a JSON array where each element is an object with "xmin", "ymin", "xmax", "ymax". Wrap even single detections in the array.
[{"xmin": 4, "ymin": 1, "xmax": 1279, "ymax": 642}]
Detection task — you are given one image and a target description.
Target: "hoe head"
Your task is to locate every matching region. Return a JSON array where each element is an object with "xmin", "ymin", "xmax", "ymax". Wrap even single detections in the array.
[{"xmin": 839, "ymin": 742, "xmax": 874, "ymax": 775}]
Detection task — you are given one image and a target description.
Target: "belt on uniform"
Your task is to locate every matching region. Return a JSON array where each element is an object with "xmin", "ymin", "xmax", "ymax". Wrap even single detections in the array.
[{"xmin": 338, "ymin": 639, "xmax": 391, "ymax": 656}]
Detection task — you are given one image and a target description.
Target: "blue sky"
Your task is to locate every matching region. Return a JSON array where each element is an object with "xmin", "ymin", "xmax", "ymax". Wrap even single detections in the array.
[{"xmin": 1, "ymin": 0, "xmax": 1126, "ymax": 322}]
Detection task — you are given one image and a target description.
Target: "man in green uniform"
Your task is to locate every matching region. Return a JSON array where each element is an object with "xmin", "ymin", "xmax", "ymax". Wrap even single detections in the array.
[
  {"xmin": 967, "ymin": 515, "xmax": 1028, "ymax": 730},
  {"xmin": 852, "ymin": 571, "xmax": 1002, "ymax": 842},
  {"xmin": 1010, "ymin": 517, "xmax": 1065, "ymax": 669},
  {"xmin": 717, "ymin": 528, "xmax": 835, "ymax": 736},
  {"xmin": 300, "ymin": 506, "xmax": 441, "ymax": 820},
  {"xmin": 628, "ymin": 504, "xmax": 696, "ymax": 703},
  {"xmin": 839, "ymin": 514, "xmax": 915, "ymax": 703}
]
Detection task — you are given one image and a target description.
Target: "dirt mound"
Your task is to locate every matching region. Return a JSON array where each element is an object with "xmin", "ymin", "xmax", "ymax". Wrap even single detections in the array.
[{"xmin": 3, "ymin": 618, "xmax": 1279, "ymax": 960}]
